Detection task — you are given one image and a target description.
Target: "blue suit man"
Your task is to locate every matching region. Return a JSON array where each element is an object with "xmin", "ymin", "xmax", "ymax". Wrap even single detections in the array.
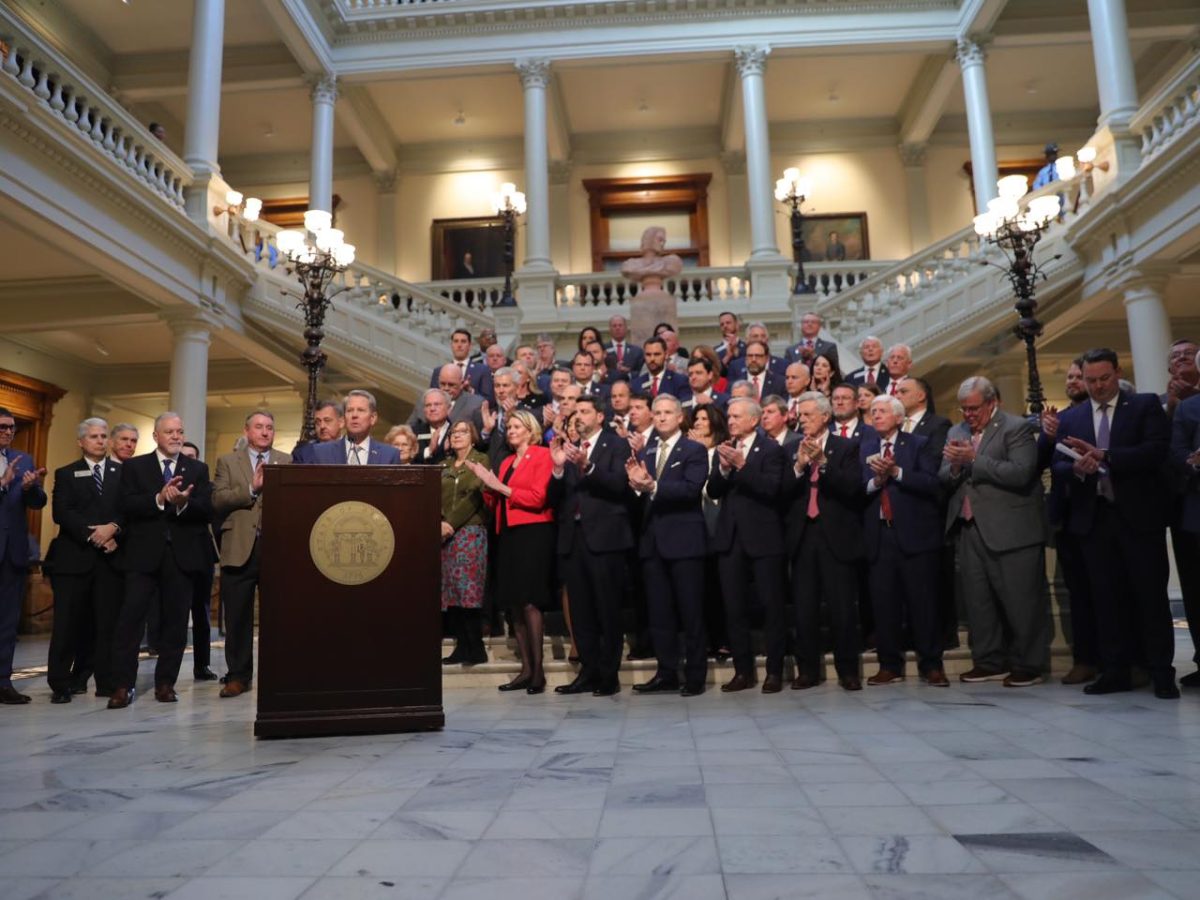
[
  {"xmin": 0, "ymin": 409, "xmax": 47, "ymax": 703},
  {"xmin": 859, "ymin": 398, "xmax": 946, "ymax": 684},
  {"xmin": 308, "ymin": 390, "xmax": 402, "ymax": 465}
]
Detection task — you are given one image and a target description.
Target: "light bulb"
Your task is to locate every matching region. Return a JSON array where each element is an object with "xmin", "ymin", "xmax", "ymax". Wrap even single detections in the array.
[
  {"xmin": 275, "ymin": 229, "xmax": 304, "ymax": 255},
  {"xmin": 303, "ymin": 209, "xmax": 332, "ymax": 234},
  {"xmin": 997, "ymin": 174, "xmax": 1029, "ymax": 200},
  {"xmin": 243, "ymin": 197, "xmax": 262, "ymax": 222},
  {"xmin": 1077, "ymin": 146, "xmax": 1097, "ymax": 164},
  {"xmin": 1055, "ymin": 156, "xmax": 1076, "ymax": 179},
  {"xmin": 225, "ymin": 190, "xmax": 243, "ymax": 207},
  {"xmin": 315, "ymin": 228, "xmax": 344, "ymax": 252}
]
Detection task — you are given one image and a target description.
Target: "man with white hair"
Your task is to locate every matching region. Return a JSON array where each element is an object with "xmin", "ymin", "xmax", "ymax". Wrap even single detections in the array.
[
  {"xmin": 785, "ymin": 312, "xmax": 840, "ymax": 369},
  {"xmin": 941, "ymin": 377, "xmax": 1049, "ymax": 687},
  {"xmin": 846, "ymin": 336, "xmax": 888, "ymax": 392},
  {"xmin": 883, "ymin": 344, "xmax": 914, "ymax": 396}
]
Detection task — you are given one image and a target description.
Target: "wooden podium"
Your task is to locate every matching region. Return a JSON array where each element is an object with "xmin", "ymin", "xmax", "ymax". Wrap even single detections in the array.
[{"xmin": 254, "ymin": 464, "xmax": 445, "ymax": 738}]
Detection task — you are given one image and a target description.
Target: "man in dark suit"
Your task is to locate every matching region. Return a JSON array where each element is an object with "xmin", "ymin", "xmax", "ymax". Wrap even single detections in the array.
[
  {"xmin": 605, "ymin": 314, "xmax": 644, "ymax": 381},
  {"xmin": 179, "ymin": 441, "xmax": 218, "ymax": 682},
  {"xmin": 895, "ymin": 377, "xmax": 951, "ymax": 456},
  {"xmin": 109, "ymin": 412, "xmax": 213, "ymax": 708},
  {"xmin": 45, "ymin": 418, "xmax": 124, "ymax": 702},
  {"xmin": 292, "ymin": 399, "xmax": 344, "ymax": 463},
  {"xmin": 707, "ymin": 397, "xmax": 789, "ymax": 693},
  {"xmin": 762, "ymin": 395, "xmax": 800, "ymax": 450},
  {"xmin": 785, "ymin": 393, "xmax": 864, "ymax": 691},
  {"xmin": 633, "ymin": 337, "xmax": 691, "ymax": 401},
  {"xmin": 829, "ymin": 382, "xmax": 875, "ymax": 441},
  {"xmin": 714, "ymin": 311, "xmax": 746, "ymax": 373},
  {"xmin": 727, "ymin": 326, "xmax": 787, "ymax": 382},
  {"xmin": 311, "ymin": 390, "xmax": 403, "ymax": 465},
  {"xmin": 410, "ymin": 366, "xmax": 485, "ymax": 437},
  {"xmin": 733, "ymin": 340, "xmax": 787, "ymax": 404},
  {"xmin": 626, "ymin": 394, "xmax": 710, "ymax": 695},
  {"xmin": 845, "ymin": 336, "xmax": 889, "ymax": 392},
  {"xmin": 0, "ymin": 407, "xmax": 47, "ymax": 705},
  {"xmin": 882, "ymin": 344, "xmax": 914, "ymax": 398},
  {"xmin": 212, "ymin": 411, "xmax": 291, "ymax": 699},
  {"xmin": 1165, "ymin": 341, "xmax": 1200, "ymax": 688},
  {"xmin": 430, "ymin": 328, "xmax": 489, "ymax": 395},
  {"xmin": 569, "ymin": 351, "xmax": 611, "ymax": 402},
  {"xmin": 785, "ymin": 312, "xmax": 840, "ymax": 370},
  {"xmin": 682, "ymin": 357, "xmax": 729, "ymax": 412},
  {"xmin": 1172, "ymin": 386, "xmax": 1200, "ymax": 687},
  {"xmin": 1052, "ymin": 348, "xmax": 1177, "ymax": 698},
  {"xmin": 860, "ymin": 395, "xmax": 948, "ymax": 686},
  {"xmin": 548, "ymin": 397, "xmax": 633, "ymax": 696}
]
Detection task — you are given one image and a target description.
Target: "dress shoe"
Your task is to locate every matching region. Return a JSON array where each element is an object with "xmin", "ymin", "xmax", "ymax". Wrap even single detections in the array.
[
  {"xmin": 592, "ymin": 680, "xmax": 620, "ymax": 697},
  {"xmin": 721, "ymin": 673, "xmax": 757, "ymax": 693},
  {"xmin": 154, "ymin": 685, "xmax": 178, "ymax": 703},
  {"xmin": 526, "ymin": 678, "xmax": 547, "ymax": 695},
  {"xmin": 1179, "ymin": 669, "xmax": 1200, "ymax": 688},
  {"xmin": 555, "ymin": 673, "xmax": 595, "ymax": 695},
  {"xmin": 0, "ymin": 686, "xmax": 31, "ymax": 704},
  {"xmin": 219, "ymin": 680, "xmax": 248, "ymax": 698},
  {"xmin": 867, "ymin": 669, "xmax": 905, "ymax": 686},
  {"xmin": 922, "ymin": 669, "xmax": 950, "ymax": 687},
  {"xmin": 498, "ymin": 676, "xmax": 532, "ymax": 692},
  {"xmin": 838, "ymin": 676, "xmax": 863, "ymax": 692},
  {"xmin": 790, "ymin": 673, "xmax": 819, "ymax": 690},
  {"xmin": 193, "ymin": 668, "xmax": 218, "ymax": 682},
  {"xmin": 761, "ymin": 674, "xmax": 783, "ymax": 694},
  {"xmin": 50, "ymin": 691, "xmax": 72, "ymax": 704},
  {"xmin": 680, "ymin": 683, "xmax": 705, "ymax": 697},
  {"xmin": 1083, "ymin": 675, "xmax": 1132, "ymax": 695},
  {"xmin": 69, "ymin": 684, "xmax": 88, "ymax": 695},
  {"xmin": 633, "ymin": 674, "xmax": 680, "ymax": 694},
  {"xmin": 442, "ymin": 647, "xmax": 466, "ymax": 665},
  {"xmin": 94, "ymin": 688, "xmax": 112, "ymax": 699},
  {"xmin": 465, "ymin": 648, "xmax": 489, "ymax": 666},
  {"xmin": 1131, "ymin": 667, "xmax": 1151, "ymax": 689},
  {"xmin": 107, "ymin": 687, "xmax": 134, "ymax": 709},
  {"xmin": 1153, "ymin": 675, "xmax": 1181, "ymax": 700},
  {"xmin": 959, "ymin": 666, "xmax": 1008, "ymax": 683},
  {"xmin": 1003, "ymin": 671, "xmax": 1044, "ymax": 688},
  {"xmin": 1060, "ymin": 664, "xmax": 1098, "ymax": 685}
]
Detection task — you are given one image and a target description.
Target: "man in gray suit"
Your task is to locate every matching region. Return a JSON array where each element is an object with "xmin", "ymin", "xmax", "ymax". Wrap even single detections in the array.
[
  {"xmin": 408, "ymin": 364, "xmax": 485, "ymax": 435},
  {"xmin": 940, "ymin": 376, "xmax": 1049, "ymax": 687}
]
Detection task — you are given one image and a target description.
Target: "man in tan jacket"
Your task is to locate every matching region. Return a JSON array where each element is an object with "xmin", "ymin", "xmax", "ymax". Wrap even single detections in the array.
[{"xmin": 212, "ymin": 411, "xmax": 290, "ymax": 697}]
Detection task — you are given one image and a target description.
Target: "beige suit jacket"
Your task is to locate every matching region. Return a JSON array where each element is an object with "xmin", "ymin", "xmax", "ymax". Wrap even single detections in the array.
[{"xmin": 212, "ymin": 446, "xmax": 292, "ymax": 568}]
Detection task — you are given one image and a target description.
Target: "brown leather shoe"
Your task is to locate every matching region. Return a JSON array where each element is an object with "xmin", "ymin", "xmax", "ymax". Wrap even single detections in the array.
[
  {"xmin": 838, "ymin": 677, "xmax": 863, "ymax": 691},
  {"xmin": 791, "ymin": 674, "xmax": 819, "ymax": 690},
  {"xmin": 1060, "ymin": 664, "xmax": 1097, "ymax": 685},
  {"xmin": 761, "ymin": 674, "xmax": 783, "ymax": 694},
  {"xmin": 923, "ymin": 669, "xmax": 950, "ymax": 687},
  {"xmin": 154, "ymin": 685, "xmax": 178, "ymax": 703},
  {"xmin": 107, "ymin": 687, "xmax": 134, "ymax": 709},
  {"xmin": 721, "ymin": 673, "xmax": 757, "ymax": 692},
  {"xmin": 867, "ymin": 669, "xmax": 905, "ymax": 686},
  {"xmin": 219, "ymin": 680, "xmax": 248, "ymax": 698}
]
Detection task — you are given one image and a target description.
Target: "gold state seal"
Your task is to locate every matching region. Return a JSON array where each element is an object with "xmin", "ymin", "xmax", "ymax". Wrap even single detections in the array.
[{"xmin": 309, "ymin": 500, "xmax": 395, "ymax": 586}]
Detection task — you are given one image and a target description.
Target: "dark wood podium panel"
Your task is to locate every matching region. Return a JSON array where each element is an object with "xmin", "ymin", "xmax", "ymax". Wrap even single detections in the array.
[{"xmin": 255, "ymin": 464, "xmax": 445, "ymax": 738}]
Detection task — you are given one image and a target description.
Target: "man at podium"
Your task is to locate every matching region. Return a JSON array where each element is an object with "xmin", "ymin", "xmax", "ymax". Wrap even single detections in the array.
[{"xmin": 309, "ymin": 391, "xmax": 401, "ymax": 465}]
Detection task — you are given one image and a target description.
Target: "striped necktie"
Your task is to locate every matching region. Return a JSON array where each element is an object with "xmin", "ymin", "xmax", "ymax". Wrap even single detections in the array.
[{"xmin": 93, "ymin": 462, "xmax": 103, "ymax": 493}]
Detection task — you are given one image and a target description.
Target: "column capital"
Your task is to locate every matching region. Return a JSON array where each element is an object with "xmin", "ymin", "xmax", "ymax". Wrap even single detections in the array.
[
  {"xmin": 1115, "ymin": 265, "xmax": 1175, "ymax": 298},
  {"xmin": 310, "ymin": 74, "xmax": 339, "ymax": 105},
  {"xmin": 734, "ymin": 45, "xmax": 770, "ymax": 78},
  {"xmin": 955, "ymin": 35, "xmax": 991, "ymax": 68},
  {"xmin": 372, "ymin": 168, "xmax": 397, "ymax": 193},
  {"xmin": 162, "ymin": 308, "xmax": 218, "ymax": 340},
  {"xmin": 897, "ymin": 142, "xmax": 927, "ymax": 167},
  {"xmin": 548, "ymin": 159, "xmax": 572, "ymax": 185},
  {"xmin": 515, "ymin": 58, "xmax": 551, "ymax": 89},
  {"xmin": 720, "ymin": 150, "xmax": 747, "ymax": 175}
]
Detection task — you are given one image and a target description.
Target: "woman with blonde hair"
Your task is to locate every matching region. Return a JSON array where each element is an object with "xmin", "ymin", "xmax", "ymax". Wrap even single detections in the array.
[{"xmin": 385, "ymin": 424, "xmax": 419, "ymax": 464}]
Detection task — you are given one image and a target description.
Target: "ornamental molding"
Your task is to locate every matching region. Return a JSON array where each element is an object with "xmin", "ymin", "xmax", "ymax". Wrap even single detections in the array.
[
  {"xmin": 897, "ymin": 142, "xmax": 927, "ymax": 167},
  {"xmin": 733, "ymin": 45, "xmax": 770, "ymax": 78},
  {"xmin": 955, "ymin": 35, "xmax": 990, "ymax": 68},
  {"xmin": 515, "ymin": 58, "xmax": 552, "ymax": 89},
  {"xmin": 310, "ymin": 73, "xmax": 340, "ymax": 104}
]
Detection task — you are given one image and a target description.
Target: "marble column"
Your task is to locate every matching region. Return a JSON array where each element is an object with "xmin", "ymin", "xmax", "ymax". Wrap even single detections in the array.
[
  {"xmin": 734, "ymin": 46, "xmax": 781, "ymax": 259},
  {"xmin": 899, "ymin": 142, "xmax": 931, "ymax": 250},
  {"xmin": 721, "ymin": 151, "xmax": 750, "ymax": 263},
  {"xmin": 309, "ymin": 75, "xmax": 339, "ymax": 215},
  {"xmin": 956, "ymin": 37, "xmax": 998, "ymax": 208},
  {"xmin": 1085, "ymin": 0, "xmax": 1142, "ymax": 182},
  {"xmin": 166, "ymin": 315, "xmax": 213, "ymax": 456},
  {"xmin": 516, "ymin": 59, "xmax": 554, "ymax": 273},
  {"xmin": 1122, "ymin": 273, "xmax": 1172, "ymax": 397},
  {"xmin": 548, "ymin": 160, "xmax": 572, "ymax": 275},
  {"xmin": 181, "ymin": 0, "xmax": 224, "ymax": 221},
  {"xmin": 374, "ymin": 169, "xmax": 397, "ymax": 274}
]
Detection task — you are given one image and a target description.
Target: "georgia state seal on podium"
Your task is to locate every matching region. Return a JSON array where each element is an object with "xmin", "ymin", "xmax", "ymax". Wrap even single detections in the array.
[{"xmin": 309, "ymin": 500, "xmax": 395, "ymax": 586}]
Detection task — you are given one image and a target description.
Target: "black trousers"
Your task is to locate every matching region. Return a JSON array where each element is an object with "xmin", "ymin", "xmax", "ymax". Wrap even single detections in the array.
[
  {"xmin": 48, "ymin": 561, "xmax": 121, "ymax": 694},
  {"xmin": 0, "ymin": 560, "xmax": 27, "ymax": 685},
  {"xmin": 1078, "ymin": 504, "xmax": 1175, "ymax": 679},
  {"xmin": 1055, "ymin": 530, "xmax": 1096, "ymax": 666},
  {"xmin": 643, "ymin": 553, "xmax": 707, "ymax": 686},
  {"xmin": 562, "ymin": 527, "xmax": 626, "ymax": 685},
  {"xmin": 869, "ymin": 528, "xmax": 942, "ymax": 675},
  {"xmin": 792, "ymin": 520, "xmax": 861, "ymax": 681},
  {"xmin": 1170, "ymin": 520, "xmax": 1200, "ymax": 665},
  {"xmin": 718, "ymin": 544, "xmax": 787, "ymax": 677},
  {"xmin": 220, "ymin": 539, "xmax": 260, "ymax": 684},
  {"xmin": 113, "ymin": 550, "xmax": 192, "ymax": 690},
  {"xmin": 190, "ymin": 564, "xmax": 213, "ymax": 671}
]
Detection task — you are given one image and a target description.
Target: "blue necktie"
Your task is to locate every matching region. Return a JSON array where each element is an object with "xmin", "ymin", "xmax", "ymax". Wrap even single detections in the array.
[
  {"xmin": 162, "ymin": 458, "xmax": 173, "ymax": 483},
  {"xmin": 93, "ymin": 463, "xmax": 103, "ymax": 493}
]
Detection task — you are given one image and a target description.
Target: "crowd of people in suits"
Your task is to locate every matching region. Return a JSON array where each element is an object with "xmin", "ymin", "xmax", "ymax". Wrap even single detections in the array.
[{"xmin": 2, "ymin": 317, "xmax": 1198, "ymax": 707}]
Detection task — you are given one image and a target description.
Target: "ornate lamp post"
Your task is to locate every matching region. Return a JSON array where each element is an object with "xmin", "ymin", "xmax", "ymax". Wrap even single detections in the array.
[
  {"xmin": 275, "ymin": 210, "xmax": 356, "ymax": 442},
  {"xmin": 973, "ymin": 176, "xmax": 1063, "ymax": 416},
  {"xmin": 492, "ymin": 182, "xmax": 526, "ymax": 308},
  {"xmin": 775, "ymin": 167, "xmax": 815, "ymax": 295}
]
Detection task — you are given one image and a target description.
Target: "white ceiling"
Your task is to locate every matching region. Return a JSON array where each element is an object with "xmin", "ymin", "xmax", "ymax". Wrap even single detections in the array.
[{"xmin": 56, "ymin": 0, "xmax": 283, "ymax": 54}]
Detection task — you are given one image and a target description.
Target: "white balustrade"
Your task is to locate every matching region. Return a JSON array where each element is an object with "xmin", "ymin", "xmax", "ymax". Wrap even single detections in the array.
[
  {"xmin": 555, "ymin": 266, "xmax": 752, "ymax": 309},
  {"xmin": 1131, "ymin": 47, "xmax": 1200, "ymax": 160},
  {"xmin": 0, "ymin": 9, "xmax": 192, "ymax": 210}
]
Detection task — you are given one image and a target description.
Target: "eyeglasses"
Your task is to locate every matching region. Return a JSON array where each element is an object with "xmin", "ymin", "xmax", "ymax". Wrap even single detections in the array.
[{"xmin": 0, "ymin": 423, "xmax": 16, "ymax": 432}]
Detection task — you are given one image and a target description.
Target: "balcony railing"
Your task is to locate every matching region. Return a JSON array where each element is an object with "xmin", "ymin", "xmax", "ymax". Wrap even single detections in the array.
[
  {"xmin": 1131, "ymin": 46, "xmax": 1200, "ymax": 161},
  {"xmin": 0, "ymin": 8, "xmax": 191, "ymax": 210}
]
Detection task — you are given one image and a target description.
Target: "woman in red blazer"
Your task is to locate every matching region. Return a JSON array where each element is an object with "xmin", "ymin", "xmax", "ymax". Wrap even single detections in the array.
[{"xmin": 467, "ymin": 409, "xmax": 556, "ymax": 694}]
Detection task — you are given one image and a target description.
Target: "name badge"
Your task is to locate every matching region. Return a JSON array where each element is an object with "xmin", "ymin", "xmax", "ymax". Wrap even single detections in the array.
[{"xmin": 74, "ymin": 470, "xmax": 92, "ymax": 478}]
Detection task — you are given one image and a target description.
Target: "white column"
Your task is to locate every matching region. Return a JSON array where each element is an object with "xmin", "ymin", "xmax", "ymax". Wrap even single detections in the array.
[
  {"xmin": 182, "ymin": 0, "xmax": 224, "ymax": 176},
  {"xmin": 899, "ymin": 142, "xmax": 931, "ymax": 250},
  {"xmin": 548, "ymin": 160, "xmax": 572, "ymax": 273},
  {"xmin": 721, "ymin": 151, "xmax": 750, "ymax": 263},
  {"xmin": 374, "ymin": 169, "xmax": 397, "ymax": 274},
  {"xmin": 735, "ymin": 46, "xmax": 781, "ymax": 259},
  {"xmin": 310, "ymin": 75, "xmax": 339, "ymax": 215},
  {"xmin": 956, "ymin": 37, "xmax": 998, "ymax": 208},
  {"xmin": 166, "ymin": 315, "xmax": 212, "ymax": 456},
  {"xmin": 516, "ymin": 59, "xmax": 553, "ymax": 273},
  {"xmin": 1086, "ymin": 0, "xmax": 1139, "ymax": 131},
  {"xmin": 1122, "ymin": 274, "xmax": 1172, "ymax": 396}
]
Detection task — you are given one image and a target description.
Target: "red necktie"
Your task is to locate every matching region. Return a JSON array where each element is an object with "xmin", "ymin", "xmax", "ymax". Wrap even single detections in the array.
[
  {"xmin": 880, "ymin": 441, "xmax": 894, "ymax": 522},
  {"xmin": 616, "ymin": 343, "xmax": 624, "ymax": 365},
  {"xmin": 839, "ymin": 423, "xmax": 849, "ymax": 438},
  {"xmin": 807, "ymin": 462, "xmax": 820, "ymax": 519},
  {"xmin": 753, "ymin": 375, "xmax": 762, "ymax": 401},
  {"xmin": 889, "ymin": 382, "xmax": 898, "ymax": 396},
  {"xmin": 578, "ymin": 440, "xmax": 590, "ymax": 470},
  {"xmin": 651, "ymin": 375, "xmax": 660, "ymax": 398},
  {"xmin": 960, "ymin": 433, "xmax": 982, "ymax": 520},
  {"xmin": 866, "ymin": 368, "xmax": 876, "ymax": 386}
]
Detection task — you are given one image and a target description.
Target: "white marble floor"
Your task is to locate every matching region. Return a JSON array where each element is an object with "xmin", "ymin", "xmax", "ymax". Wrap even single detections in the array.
[{"xmin": 2, "ymin": 633, "xmax": 1200, "ymax": 900}]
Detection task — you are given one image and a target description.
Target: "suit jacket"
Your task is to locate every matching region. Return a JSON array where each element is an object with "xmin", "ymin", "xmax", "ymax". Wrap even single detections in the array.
[
  {"xmin": 574, "ymin": 380, "xmax": 612, "ymax": 402},
  {"xmin": 859, "ymin": 431, "xmax": 942, "ymax": 560},
  {"xmin": 845, "ymin": 365, "xmax": 890, "ymax": 393},
  {"xmin": 632, "ymin": 369, "xmax": 692, "ymax": 401},
  {"xmin": 212, "ymin": 446, "xmax": 292, "ymax": 568},
  {"xmin": 829, "ymin": 418, "xmax": 876, "ymax": 442},
  {"xmin": 908, "ymin": 411, "xmax": 952, "ymax": 458},
  {"xmin": 783, "ymin": 434, "xmax": 864, "ymax": 562},
  {"xmin": 1052, "ymin": 392, "xmax": 1171, "ymax": 535},
  {"xmin": 727, "ymin": 355, "xmax": 788, "ymax": 383},
  {"xmin": 0, "ymin": 449, "xmax": 46, "ymax": 568},
  {"xmin": 682, "ymin": 391, "xmax": 730, "ymax": 413},
  {"xmin": 1171, "ymin": 393, "xmax": 1200, "ymax": 533},
  {"xmin": 605, "ymin": 342, "xmax": 645, "ymax": 380},
  {"xmin": 547, "ymin": 429, "xmax": 634, "ymax": 555},
  {"xmin": 633, "ymin": 434, "xmax": 709, "ymax": 561},
  {"xmin": 938, "ymin": 411, "xmax": 1046, "ymax": 552},
  {"xmin": 706, "ymin": 428, "xmax": 787, "ymax": 558},
  {"xmin": 784, "ymin": 337, "xmax": 840, "ymax": 370},
  {"xmin": 309, "ymin": 437, "xmax": 401, "ymax": 466},
  {"xmin": 45, "ymin": 457, "xmax": 123, "ymax": 575},
  {"xmin": 117, "ymin": 451, "xmax": 213, "ymax": 574},
  {"xmin": 490, "ymin": 445, "xmax": 555, "ymax": 530},
  {"xmin": 734, "ymin": 369, "xmax": 786, "ymax": 401},
  {"xmin": 430, "ymin": 359, "xmax": 489, "ymax": 395},
  {"xmin": 768, "ymin": 429, "xmax": 801, "ymax": 450},
  {"xmin": 715, "ymin": 338, "xmax": 747, "ymax": 372}
]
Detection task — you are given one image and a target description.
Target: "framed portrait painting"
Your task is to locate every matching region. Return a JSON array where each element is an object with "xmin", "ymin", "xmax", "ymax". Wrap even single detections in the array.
[
  {"xmin": 431, "ymin": 216, "xmax": 507, "ymax": 280},
  {"xmin": 801, "ymin": 213, "xmax": 870, "ymax": 262}
]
